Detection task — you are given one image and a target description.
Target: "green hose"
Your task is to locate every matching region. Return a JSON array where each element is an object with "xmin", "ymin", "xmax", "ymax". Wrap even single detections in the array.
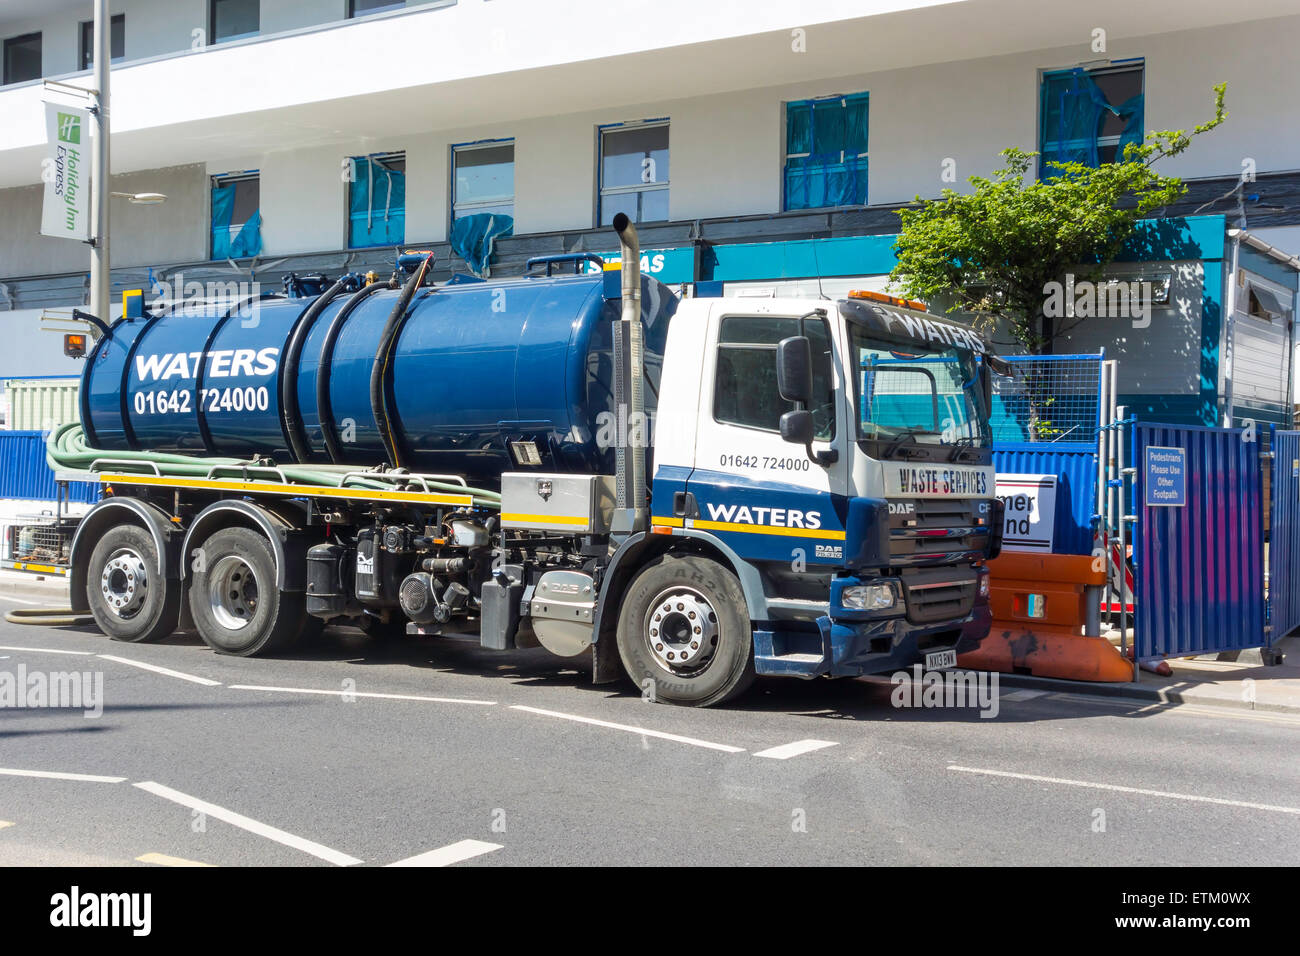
[{"xmin": 46, "ymin": 423, "xmax": 501, "ymax": 508}]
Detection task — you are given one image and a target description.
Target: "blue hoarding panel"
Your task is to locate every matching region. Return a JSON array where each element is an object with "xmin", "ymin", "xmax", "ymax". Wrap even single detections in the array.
[
  {"xmin": 1134, "ymin": 423, "xmax": 1264, "ymax": 660},
  {"xmin": 993, "ymin": 442, "xmax": 1096, "ymax": 555},
  {"xmin": 1270, "ymin": 431, "xmax": 1300, "ymax": 641},
  {"xmin": 0, "ymin": 431, "xmax": 99, "ymax": 503}
]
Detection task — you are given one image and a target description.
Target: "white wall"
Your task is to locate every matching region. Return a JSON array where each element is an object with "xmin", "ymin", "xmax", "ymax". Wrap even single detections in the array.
[
  {"xmin": 0, "ymin": 163, "xmax": 207, "ymax": 278},
  {"xmin": 3, "ymin": 13, "xmax": 1300, "ymax": 264}
]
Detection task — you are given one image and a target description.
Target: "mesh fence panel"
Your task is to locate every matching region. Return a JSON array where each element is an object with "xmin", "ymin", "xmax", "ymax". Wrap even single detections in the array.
[{"xmin": 991, "ymin": 354, "xmax": 1104, "ymax": 444}]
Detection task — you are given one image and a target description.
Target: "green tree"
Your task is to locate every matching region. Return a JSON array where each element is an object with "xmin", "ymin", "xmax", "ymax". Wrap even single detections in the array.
[{"xmin": 890, "ymin": 84, "xmax": 1227, "ymax": 356}]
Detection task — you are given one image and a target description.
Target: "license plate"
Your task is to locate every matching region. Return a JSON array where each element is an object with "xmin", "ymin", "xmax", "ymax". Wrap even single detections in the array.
[{"xmin": 925, "ymin": 649, "xmax": 957, "ymax": 670}]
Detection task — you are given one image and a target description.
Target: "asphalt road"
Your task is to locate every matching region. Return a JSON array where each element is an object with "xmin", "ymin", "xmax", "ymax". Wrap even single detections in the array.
[{"xmin": 0, "ymin": 598, "xmax": 1297, "ymax": 867}]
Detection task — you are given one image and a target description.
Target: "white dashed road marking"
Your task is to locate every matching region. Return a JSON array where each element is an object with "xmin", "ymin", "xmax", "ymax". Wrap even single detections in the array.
[
  {"xmin": 753, "ymin": 739, "xmax": 839, "ymax": 760},
  {"xmin": 98, "ymin": 655, "xmax": 222, "ymax": 686},
  {"xmin": 511, "ymin": 705, "xmax": 746, "ymax": 753},
  {"xmin": 387, "ymin": 839, "xmax": 502, "ymax": 867},
  {"xmin": 133, "ymin": 781, "xmax": 363, "ymax": 866},
  {"xmin": 228, "ymin": 684, "xmax": 495, "ymax": 705},
  {"xmin": 0, "ymin": 767, "xmax": 126, "ymax": 783},
  {"xmin": 136, "ymin": 852, "xmax": 215, "ymax": 867},
  {"xmin": 948, "ymin": 765, "xmax": 1300, "ymax": 815},
  {"xmin": 0, "ymin": 645, "xmax": 95, "ymax": 656}
]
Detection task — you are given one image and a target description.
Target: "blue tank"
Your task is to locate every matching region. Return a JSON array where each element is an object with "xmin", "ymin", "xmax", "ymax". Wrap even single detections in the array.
[{"xmin": 81, "ymin": 271, "xmax": 677, "ymax": 482}]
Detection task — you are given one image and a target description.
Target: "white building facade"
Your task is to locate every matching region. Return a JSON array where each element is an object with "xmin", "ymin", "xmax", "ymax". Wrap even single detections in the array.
[{"xmin": 0, "ymin": 0, "xmax": 1297, "ymax": 422}]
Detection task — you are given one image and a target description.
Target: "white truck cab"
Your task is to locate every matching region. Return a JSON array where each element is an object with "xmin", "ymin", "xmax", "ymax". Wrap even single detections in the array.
[{"xmin": 613, "ymin": 289, "xmax": 1003, "ymax": 699}]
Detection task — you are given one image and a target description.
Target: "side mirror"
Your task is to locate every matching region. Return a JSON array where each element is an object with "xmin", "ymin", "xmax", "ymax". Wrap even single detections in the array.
[
  {"xmin": 780, "ymin": 409, "xmax": 815, "ymax": 445},
  {"xmin": 776, "ymin": 336, "xmax": 813, "ymax": 405}
]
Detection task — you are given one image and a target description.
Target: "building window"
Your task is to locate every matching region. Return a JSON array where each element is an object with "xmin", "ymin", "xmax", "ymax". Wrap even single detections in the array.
[
  {"xmin": 210, "ymin": 0, "xmax": 260, "ymax": 44},
  {"xmin": 783, "ymin": 92, "xmax": 868, "ymax": 211},
  {"xmin": 452, "ymin": 140, "xmax": 514, "ymax": 223},
  {"xmin": 3, "ymin": 33, "xmax": 41, "ymax": 86},
  {"xmin": 349, "ymin": 0, "xmax": 406, "ymax": 16},
  {"xmin": 348, "ymin": 152, "xmax": 405, "ymax": 248},
  {"xmin": 79, "ymin": 15, "xmax": 125, "ymax": 71},
  {"xmin": 598, "ymin": 121, "xmax": 669, "ymax": 226},
  {"xmin": 713, "ymin": 315, "xmax": 835, "ymax": 438},
  {"xmin": 1039, "ymin": 62, "xmax": 1144, "ymax": 177},
  {"xmin": 211, "ymin": 172, "xmax": 262, "ymax": 260}
]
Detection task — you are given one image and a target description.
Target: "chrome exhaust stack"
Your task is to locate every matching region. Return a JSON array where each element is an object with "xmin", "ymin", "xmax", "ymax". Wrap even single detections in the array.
[{"xmin": 611, "ymin": 212, "xmax": 645, "ymax": 536}]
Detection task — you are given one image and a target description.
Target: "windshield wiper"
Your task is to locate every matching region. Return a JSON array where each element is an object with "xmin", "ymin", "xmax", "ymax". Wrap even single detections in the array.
[
  {"xmin": 947, "ymin": 436, "xmax": 982, "ymax": 461},
  {"xmin": 880, "ymin": 427, "xmax": 935, "ymax": 458}
]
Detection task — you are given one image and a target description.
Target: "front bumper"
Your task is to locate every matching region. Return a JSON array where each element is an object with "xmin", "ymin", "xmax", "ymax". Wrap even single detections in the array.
[{"xmin": 753, "ymin": 571, "xmax": 992, "ymax": 679}]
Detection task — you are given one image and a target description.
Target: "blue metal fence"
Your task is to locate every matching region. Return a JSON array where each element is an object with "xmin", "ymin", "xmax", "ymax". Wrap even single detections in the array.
[
  {"xmin": 1132, "ymin": 423, "xmax": 1265, "ymax": 660},
  {"xmin": 991, "ymin": 353, "xmax": 1105, "ymax": 556},
  {"xmin": 0, "ymin": 431, "xmax": 99, "ymax": 503},
  {"xmin": 992, "ymin": 442, "xmax": 1097, "ymax": 555},
  {"xmin": 1270, "ymin": 430, "xmax": 1300, "ymax": 641}
]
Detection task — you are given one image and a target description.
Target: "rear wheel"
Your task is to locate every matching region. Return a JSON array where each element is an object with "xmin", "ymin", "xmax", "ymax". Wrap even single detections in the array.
[
  {"xmin": 189, "ymin": 527, "xmax": 305, "ymax": 656},
  {"xmin": 85, "ymin": 525, "xmax": 179, "ymax": 643},
  {"xmin": 616, "ymin": 553, "xmax": 755, "ymax": 707}
]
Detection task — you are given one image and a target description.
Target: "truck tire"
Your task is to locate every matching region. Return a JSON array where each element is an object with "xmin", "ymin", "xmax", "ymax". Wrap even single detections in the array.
[
  {"xmin": 615, "ymin": 553, "xmax": 756, "ymax": 707},
  {"xmin": 85, "ymin": 525, "xmax": 179, "ymax": 643},
  {"xmin": 188, "ymin": 527, "xmax": 305, "ymax": 657}
]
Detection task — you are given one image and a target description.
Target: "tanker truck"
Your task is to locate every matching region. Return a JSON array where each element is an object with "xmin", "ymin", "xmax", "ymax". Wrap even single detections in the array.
[{"xmin": 33, "ymin": 215, "xmax": 1004, "ymax": 706}]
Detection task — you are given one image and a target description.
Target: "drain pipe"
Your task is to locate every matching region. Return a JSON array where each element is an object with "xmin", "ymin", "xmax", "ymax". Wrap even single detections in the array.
[{"xmin": 611, "ymin": 212, "xmax": 645, "ymax": 537}]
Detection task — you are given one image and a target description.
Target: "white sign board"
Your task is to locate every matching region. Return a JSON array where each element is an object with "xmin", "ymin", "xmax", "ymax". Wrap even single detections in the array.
[
  {"xmin": 996, "ymin": 473, "xmax": 1057, "ymax": 553},
  {"xmin": 40, "ymin": 102, "xmax": 91, "ymax": 241}
]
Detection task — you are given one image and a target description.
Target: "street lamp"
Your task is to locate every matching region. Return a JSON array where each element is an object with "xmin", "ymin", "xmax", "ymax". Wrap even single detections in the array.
[{"xmin": 110, "ymin": 192, "xmax": 167, "ymax": 205}]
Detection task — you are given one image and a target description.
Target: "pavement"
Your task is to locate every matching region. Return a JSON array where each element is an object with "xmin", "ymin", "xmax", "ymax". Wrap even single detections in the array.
[{"xmin": 0, "ymin": 581, "xmax": 1297, "ymax": 866}]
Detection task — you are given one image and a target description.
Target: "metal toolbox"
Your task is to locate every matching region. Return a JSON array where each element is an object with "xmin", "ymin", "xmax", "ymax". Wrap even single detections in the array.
[{"xmin": 500, "ymin": 473, "xmax": 616, "ymax": 534}]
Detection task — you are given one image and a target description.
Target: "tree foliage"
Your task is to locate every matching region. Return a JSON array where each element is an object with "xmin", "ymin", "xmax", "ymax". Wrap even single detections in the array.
[{"xmin": 890, "ymin": 84, "xmax": 1227, "ymax": 353}]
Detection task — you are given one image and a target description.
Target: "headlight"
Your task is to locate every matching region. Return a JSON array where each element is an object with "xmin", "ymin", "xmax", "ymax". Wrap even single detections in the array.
[
  {"xmin": 978, "ymin": 571, "xmax": 990, "ymax": 597},
  {"xmin": 841, "ymin": 583, "xmax": 895, "ymax": 610}
]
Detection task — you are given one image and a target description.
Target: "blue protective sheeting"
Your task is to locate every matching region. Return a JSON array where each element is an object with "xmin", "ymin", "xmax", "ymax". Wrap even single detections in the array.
[
  {"xmin": 784, "ymin": 92, "xmax": 868, "ymax": 209},
  {"xmin": 211, "ymin": 185, "xmax": 262, "ymax": 259},
  {"xmin": 349, "ymin": 156, "xmax": 406, "ymax": 248},
  {"xmin": 449, "ymin": 212, "xmax": 514, "ymax": 277},
  {"xmin": 1040, "ymin": 69, "xmax": 1144, "ymax": 175}
]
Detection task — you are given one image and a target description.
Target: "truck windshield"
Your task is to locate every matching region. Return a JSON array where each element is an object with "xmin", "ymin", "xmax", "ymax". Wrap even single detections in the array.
[{"xmin": 849, "ymin": 324, "xmax": 988, "ymax": 450}]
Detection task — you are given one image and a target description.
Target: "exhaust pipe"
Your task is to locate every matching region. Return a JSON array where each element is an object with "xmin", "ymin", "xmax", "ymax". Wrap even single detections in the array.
[{"xmin": 611, "ymin": 212, "xmax": 645, "ymax": 535}]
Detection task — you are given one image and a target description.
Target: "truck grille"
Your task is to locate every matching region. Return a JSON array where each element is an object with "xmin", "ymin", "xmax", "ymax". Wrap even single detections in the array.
[
  {"xmin": 899, "ymin": 567, "xmax": 978, "ymax": 624},
  {"xmin": 888, "ymin": 498, "xmax": 991, "ymax": 566}
]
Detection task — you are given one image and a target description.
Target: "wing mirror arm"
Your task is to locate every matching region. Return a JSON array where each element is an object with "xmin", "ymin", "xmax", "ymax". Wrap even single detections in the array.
[{"xmin": 777, "ymin": 336, "xmax": 838, "ymax": 467}]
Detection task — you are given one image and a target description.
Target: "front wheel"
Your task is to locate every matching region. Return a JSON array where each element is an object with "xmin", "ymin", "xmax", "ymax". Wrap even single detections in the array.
[
  {"xmin": 615, "ymin": 553, "xmax": 755, "ymax": 707},
  {"xmin": 189, "ymin": 527, "xmax": 305, "ymax": 656}
]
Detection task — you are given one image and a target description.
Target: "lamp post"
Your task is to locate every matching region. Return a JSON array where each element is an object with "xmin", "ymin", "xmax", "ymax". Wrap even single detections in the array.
[
  {"xmin": 88, "ymin": 0, "xmax": 110, "ymax": 325},
  {"xmin": 86, "ymin": 1, "xmax": 166, "ymax": 328}
]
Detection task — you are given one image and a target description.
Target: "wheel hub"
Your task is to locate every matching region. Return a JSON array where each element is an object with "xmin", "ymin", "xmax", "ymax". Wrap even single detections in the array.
[
  {"xmin": 100, "ymin": 549, "xmax": 147, "ymax": 619},
  {"xmin": 645, "ymin": 588, "xmax": 719, "ymax": 673},
  {"xmin": 208, "ymin": 554, "xmax": 259, "ymax": 631}
]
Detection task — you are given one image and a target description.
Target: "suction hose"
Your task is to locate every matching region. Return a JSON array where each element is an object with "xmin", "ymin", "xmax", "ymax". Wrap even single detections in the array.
[{"xmin": 45, "ymin": 423, "xmax": 501, "ymax": 507}]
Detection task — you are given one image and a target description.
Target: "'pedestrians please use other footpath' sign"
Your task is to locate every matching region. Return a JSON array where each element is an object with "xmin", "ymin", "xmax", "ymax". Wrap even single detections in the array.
[{"xmin": 1145, "ymin": 445, "xmax": 1186, "ymax": 507}]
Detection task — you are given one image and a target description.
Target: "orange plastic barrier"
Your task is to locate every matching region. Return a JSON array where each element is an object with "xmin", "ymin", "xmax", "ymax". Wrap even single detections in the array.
[{"xmin": 958, "ymin": 552, "xmax": 1133, "ymax": 682}]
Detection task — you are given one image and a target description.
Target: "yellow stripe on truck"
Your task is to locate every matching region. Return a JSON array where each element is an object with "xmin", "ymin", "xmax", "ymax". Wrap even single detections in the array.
[
  {"xmin": 689, "ymin": 518, "xmax": 846, "ymax": 540},
  {"xmin": 500, "ymin": 512, "xmax": 591, "ymax": 526},
  {"xmin": 100, "ymin": 473, "xmax": 473, "ymax": 507}
]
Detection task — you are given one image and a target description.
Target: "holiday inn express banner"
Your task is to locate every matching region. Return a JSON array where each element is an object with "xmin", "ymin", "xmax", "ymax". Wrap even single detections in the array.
[{"xmin": 40, "ymin": 101, "xmax": 90, "ymax": 242}]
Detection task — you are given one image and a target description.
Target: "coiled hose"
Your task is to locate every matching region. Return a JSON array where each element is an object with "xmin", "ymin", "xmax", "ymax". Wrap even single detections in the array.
[{"xmin": 45, "ymin": 423, "xmax": 502, "ymax": 509}]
